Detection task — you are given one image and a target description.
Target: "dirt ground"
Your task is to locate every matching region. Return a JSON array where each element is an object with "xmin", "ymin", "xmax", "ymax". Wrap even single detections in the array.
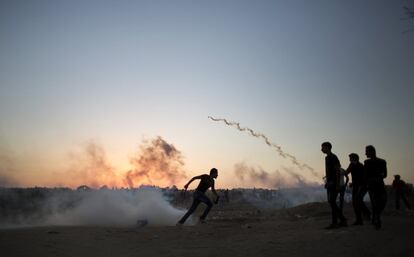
[{"xmin": 1, "ymin": 202, "xmax": 413, "ymax": 257}]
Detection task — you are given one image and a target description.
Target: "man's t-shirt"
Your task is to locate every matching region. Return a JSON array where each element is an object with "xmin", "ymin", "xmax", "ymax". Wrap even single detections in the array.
[
  {"xmin": 196, "ymin": 174, "xmax": 214, "ymax": 193},
  {"xmin": 364, "ymin": 158, "xmax": 387, "ymax": 186},
  {"xmin": 392, "ymin": 180, "xmax": 406, "ymax": 192},
  {"xmin": 325, "ymin": 153, "xmax": 340, "ymax": 185},
  {"xmin": 346, "ymin": 162, "xmax": 366, "ymax": 187}
]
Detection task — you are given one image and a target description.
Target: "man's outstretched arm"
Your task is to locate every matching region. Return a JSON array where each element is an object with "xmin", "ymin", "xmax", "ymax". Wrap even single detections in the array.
[{"xmin": 184, "ymin": 175, "xmax": 203, "ymax": 190}]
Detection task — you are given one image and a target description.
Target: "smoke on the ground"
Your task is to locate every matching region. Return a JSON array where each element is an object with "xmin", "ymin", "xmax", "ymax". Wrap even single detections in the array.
[
  {"xmin": 44, "ymin": 188, "xmax": 185, "ymax": 227},
  {"xmin": 0, "ymin": 187, "xmax": 188, "ymax": 228},
  {"xmin": 230, "ymin": 187, "xmax": 328, "ymax": 209},
  {"xmin": 233, "ymin": 162, "xmax": 325, "ymax": 208}
]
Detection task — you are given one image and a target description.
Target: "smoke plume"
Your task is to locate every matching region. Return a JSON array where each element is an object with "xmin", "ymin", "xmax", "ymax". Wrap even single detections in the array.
[
  {"xmin": 208, "ymin": 116, "xmax": 316, "ymax": 176},
  {"xmin": 125, "ymin": 137, "xmax": 187, "ymax": 188},
  {"xmin": 52, "ymin": 136, "xmax": 188, "ymax": 189}
]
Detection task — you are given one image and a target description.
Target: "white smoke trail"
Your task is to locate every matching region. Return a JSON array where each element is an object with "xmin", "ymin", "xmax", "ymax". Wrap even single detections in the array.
[{"xmin": 208, "ymin": 116, "xmax": 317, "ymax": 176}]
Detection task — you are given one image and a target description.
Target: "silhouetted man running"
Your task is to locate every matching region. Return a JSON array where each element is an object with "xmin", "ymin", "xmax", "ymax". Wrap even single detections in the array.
[
  {"xmin": 321, "ymin": 142, "xmax": 347, "ymax": 229},
  {"xmin": 346, "ymin": 153, "xmax": 371, "ymax": 225},
  {"xmin": 364, "ymin": 145, "xmax": 387, "ymax": 230},
  {"xmin": 177, "ymin": 168, "xmax": 219, "ymax": 225}
]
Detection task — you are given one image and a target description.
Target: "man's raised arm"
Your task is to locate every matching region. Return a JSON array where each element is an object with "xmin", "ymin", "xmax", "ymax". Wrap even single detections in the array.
[{"xmin": 183, "ymin": 175, "xmax": 203, "ymax": 190}]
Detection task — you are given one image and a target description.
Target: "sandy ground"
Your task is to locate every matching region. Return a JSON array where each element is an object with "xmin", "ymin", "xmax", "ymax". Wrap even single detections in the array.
[{"xmin": 1, "ymin": 202, "xmax": 413, "ymax": 257}]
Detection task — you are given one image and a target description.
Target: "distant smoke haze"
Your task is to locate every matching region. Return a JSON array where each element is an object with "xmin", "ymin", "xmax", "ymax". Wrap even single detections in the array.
[
  {"xmin": 234, "ymin": 163, "xmax": 319, "ymax": 189},
  {"xmin": 0, "ymin": 174, "xmax": 18, "ymax": 188},
  {"xmin": 0, "ymin": 150, "xmax": 19, "ymax": 187},
  {"xmin": 0, "ymin": 136, "xmax": 187, "ymax": 189},
  {"xmin": 64, "ymin": 141, "xmax": 121, "ymax": 188},
  {"xmin": 1, "ymin": 133, "xmax": 318, "ymax": 189}
]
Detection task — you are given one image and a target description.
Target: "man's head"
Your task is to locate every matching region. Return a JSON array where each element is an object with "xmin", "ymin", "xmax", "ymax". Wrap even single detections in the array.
[
  {"xmin": 365, "ymin": 145, "xmax": 376, "ymax": 159},
  {"xmin": 210, "ymin": 168, "xmax": 218, "ymax": 179},
  {"xmin": 321, "ymin": 142, "xmax": 332, "ymax": 154},
  {"xmin": 394, "ymin": 174, "xmax": 401, "ymax": 180},
  {"xmin": 349, "ymin": 153, "xmax": 359, "ymax": 164}
]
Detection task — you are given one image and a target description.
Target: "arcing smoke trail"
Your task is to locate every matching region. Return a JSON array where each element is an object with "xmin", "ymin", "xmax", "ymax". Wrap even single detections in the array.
[{"xmin": 208, "ymin": 116, "xmax": 317, "ymax": 176}]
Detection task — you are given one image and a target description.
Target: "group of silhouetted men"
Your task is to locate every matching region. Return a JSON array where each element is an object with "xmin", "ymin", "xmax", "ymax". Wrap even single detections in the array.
[
  {"xmin": 322, "ymin": 142, "xmax": 394, "ymax": 230},
  {"xmin": 175, "ymin": 143, "xmax": 410, "ymax": 229}
]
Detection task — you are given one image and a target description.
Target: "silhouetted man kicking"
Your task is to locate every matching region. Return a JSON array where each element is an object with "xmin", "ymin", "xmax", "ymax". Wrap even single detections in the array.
[
  {"xmin": 346, "ymin": 153, "xmax": 371, "ymax": 225},
  {"xmin": 364, "ymin": 145, "xmax": 387, "ymax": 229},
  {"xmin": 321, "ymin": 142, "xmax": 347, "ymax": 229},
  {"xmin": 177, "ymin": 168, "xmax": 219, "ymax": 225}
]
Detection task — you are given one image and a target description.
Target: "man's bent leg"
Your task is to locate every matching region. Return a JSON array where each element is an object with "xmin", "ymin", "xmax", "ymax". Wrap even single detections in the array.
[
  {"xmin": 178, "ymin": 198, "xmax": 201, "ymax": 224},
  {"xmin": 198, "ymin": 194, "xmax": 213, "ymax": 221},
  {"xmin": 200, "ymin": 202, "xmax": 213, "ymax": 221}
]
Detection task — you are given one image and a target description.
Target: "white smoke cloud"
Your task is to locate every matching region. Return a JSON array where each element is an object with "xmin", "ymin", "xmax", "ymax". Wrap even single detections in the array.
[
  {"xmin": 1, "ymin": 188, "xmax": 188, "ymax": 228},
  {"xmin": 46, "ymin": 188, "xmax": 185, "ymax": 226}
]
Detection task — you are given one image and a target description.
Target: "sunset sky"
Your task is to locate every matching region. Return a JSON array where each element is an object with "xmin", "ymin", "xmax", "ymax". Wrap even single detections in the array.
[{"xmin": 1, "ymin": 0, "xmax": 413, "ymax": 188}]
